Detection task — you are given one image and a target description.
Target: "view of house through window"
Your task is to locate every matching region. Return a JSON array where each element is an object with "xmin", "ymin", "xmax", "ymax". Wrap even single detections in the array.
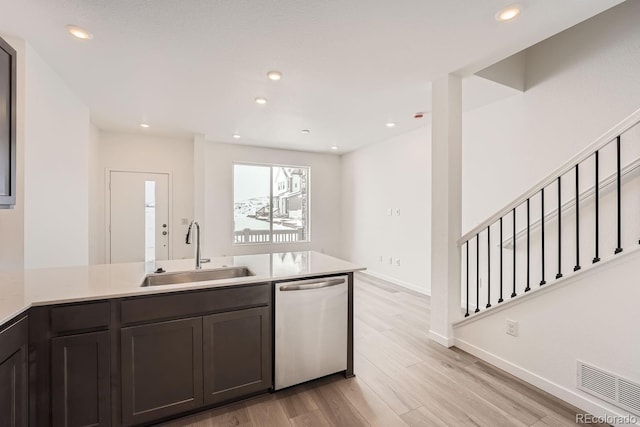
[{"xmin": 234, "ymin": 163, "xmax": 309, "ymax": 244}]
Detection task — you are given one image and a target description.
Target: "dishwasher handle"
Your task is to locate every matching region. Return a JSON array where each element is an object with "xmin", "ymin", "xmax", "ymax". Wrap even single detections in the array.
[{"xmin": 279, "ymin": 278, "xmax": 345, "ymax": 291}]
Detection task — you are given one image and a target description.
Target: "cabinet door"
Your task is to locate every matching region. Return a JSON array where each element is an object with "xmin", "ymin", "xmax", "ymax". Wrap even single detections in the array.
[
  {"xmin": 0, "ymin": 318, "xmax": 28, "ymax": 427},
  {"xmin": 121, "ymin": 317, "xmax": 203, "ymax": 426},
  {"xmin": 51, "ymin": 332, "xmax": 110, "ymax": 427},
  {"xmin": 203, "ymin": 307, "xmax": 272, "ymax": 405}
]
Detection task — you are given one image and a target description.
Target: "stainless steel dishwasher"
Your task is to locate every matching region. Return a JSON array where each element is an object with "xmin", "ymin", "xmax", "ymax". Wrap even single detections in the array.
[{"xmin": 274, "ymin": 275, "xmax": 348, "ymax": 390}]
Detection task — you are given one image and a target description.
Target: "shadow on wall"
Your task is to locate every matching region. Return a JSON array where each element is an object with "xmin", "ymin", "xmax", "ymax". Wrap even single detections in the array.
[{"xmin": 524, "ymin": 1, "xmax": 640, "ymax": 90}]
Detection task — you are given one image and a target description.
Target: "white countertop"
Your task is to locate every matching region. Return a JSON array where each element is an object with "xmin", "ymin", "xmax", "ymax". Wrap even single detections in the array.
[{"xmin": 0, "ymin": 251, "xmax": 365, "ymax": 326}]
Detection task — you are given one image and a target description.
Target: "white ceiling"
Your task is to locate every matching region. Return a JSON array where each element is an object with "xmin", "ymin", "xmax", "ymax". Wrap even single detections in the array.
[{"xmin": 0, "ymin": 0, "xmax": 626, "ymax": 153}]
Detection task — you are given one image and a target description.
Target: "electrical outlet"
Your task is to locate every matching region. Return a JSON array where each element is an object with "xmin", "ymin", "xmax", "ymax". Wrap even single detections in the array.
[
  {"xmin": 506, "ymin": 319, "xmax": 518, "ymax": 337},
  {"xmin": 395, "ymin": 208, "xmax": 401, "ymax": 216},
  {"xmin": 395, "ymin": 258, "xmax": 401, "ymax": 266}
]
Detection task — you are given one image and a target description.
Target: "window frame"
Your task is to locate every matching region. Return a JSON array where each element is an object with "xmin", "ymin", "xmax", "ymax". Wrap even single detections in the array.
[{"xmin": 232, "ymin": 161, "xmax": 311, "ymax": 246}]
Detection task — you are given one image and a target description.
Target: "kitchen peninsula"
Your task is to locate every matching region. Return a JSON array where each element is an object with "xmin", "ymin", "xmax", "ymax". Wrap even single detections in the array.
[{"xmin": 0, "ymin": 251, "xmax": 364, "ymax": 426}]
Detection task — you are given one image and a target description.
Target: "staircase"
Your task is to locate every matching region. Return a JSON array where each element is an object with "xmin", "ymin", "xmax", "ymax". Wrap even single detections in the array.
[
  {"xmin": 457, "ymin": 107, "xmax": 640, "ymax": 317},
  {"xmin": 451, "ymin": 108, "xmax": 640, "ymax": 425}
]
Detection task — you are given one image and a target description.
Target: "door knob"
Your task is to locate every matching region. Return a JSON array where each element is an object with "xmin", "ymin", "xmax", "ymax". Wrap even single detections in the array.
[{"xmin": 162, "ymin": 224, "xmax": 167, "ymax": 228}]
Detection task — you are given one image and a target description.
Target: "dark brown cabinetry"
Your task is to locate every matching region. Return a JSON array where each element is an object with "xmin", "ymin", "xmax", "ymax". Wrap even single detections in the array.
[
  {"xmin": 203, "ymin": 306, "xmax": 271, "ymax": 405},
  {"xmin": 0, "ymin": 317, "xmax": 28, "ymax": 427},
  {"xmin": 119, "ymin": 283, "xmax": 272, "ymax": 426},
  {"xmin": 51, "ymin": 332, "xmax": 110, "ymax": 427},
  {"xmin": 7, "ymin": 280, "xmax": 292, "ymax": 426},
  {"xmin": 121, "ymin": 317, "xmax": 203, "ymax": 426}
]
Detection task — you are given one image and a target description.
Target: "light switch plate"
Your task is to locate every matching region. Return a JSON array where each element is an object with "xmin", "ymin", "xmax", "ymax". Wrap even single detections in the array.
[{"xmin": 506, "ymin": 319, "xmax": 518, "ymax": 337}]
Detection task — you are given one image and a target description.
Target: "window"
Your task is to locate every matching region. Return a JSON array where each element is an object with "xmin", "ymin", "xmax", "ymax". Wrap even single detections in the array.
[{"xmin": 233, "ymin": 163, "xmax": 309, "ymax": 244}]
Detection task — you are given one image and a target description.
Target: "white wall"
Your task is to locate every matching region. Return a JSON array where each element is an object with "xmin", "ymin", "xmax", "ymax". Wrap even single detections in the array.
[
  {"xmin": 24, "ymin": 43, "xmax": 90, "ymax": 269},
  {"xmin": 92, "ymin": 131, "xmax": 194, "ymax": 263},
  {"xmin": 341, "ymin": 127, "xmax": 431, "ymax": 294},
  {"xmin": 455, "ymin": 249, "xmax": 640, "ymax": 424},
  {"xmin": 198, "ymin": 141, "xmax": 342, "ymax": 258},
  {"xmin": 463, "ymin": 0, "xmax": 640, "ymax": 232},
  {"xmin": 0, "ymin": 35, "xmax": 25, "ymax": 270}
]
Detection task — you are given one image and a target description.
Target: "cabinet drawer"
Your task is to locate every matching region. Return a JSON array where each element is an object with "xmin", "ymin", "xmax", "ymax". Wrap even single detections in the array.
[
  {"xmin": 51, "ymin": 302, "xmax": 110, "ymax": 334},
  {"xmin": 121, "ymin": 283, "xmax": 271, "ymax": 325}
]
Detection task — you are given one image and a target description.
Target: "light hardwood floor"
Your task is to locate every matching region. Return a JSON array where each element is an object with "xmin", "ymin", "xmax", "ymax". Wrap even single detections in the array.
[{"xmin": 161, "ymin": 274, "xmax": 604, "ymax": 427}]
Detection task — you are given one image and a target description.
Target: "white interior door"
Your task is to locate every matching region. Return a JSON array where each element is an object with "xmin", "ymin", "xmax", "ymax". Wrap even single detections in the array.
[{"xmin": 109, "ymin": 171, "xmax": 170, "ymax": 263}]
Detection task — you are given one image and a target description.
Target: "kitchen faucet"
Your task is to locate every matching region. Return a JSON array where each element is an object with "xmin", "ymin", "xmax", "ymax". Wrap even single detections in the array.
[{"xmin": 185, "ymin": 221, "xmax": 210, "ymax": 269}]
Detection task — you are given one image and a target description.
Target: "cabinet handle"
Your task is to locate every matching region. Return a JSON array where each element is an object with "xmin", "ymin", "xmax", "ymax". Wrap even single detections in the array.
[{"xmin": 279, "ymin": 279, "xmax": 345, "ymax": 291}]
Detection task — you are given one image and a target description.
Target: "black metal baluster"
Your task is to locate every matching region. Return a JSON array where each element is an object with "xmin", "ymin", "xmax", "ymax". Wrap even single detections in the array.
[
  {"xmin": 511, "ymin": 208, "xmax": 517, "ymax": 298},
  {"xmin": 574, "ymin": 164, "xmax": 581, "ymax": 271},
  {"xmin": 593, "ymin": 151, "xmax": 601, "ymax": 263},
  {"xmin": 465, "ymin": 241, "xmax": 469, "ymax": 317},
  {"xmin": 474, "ymin": 233, "xmax": 480, "ymax": 313},
  {"xmin": 556, "ymin": 176, "xmax": 563, "ymax": 279},
  {"xmin": 475, "ymin": 234, "xmax": 480, "ymax": 313},
  {"xmin": 486, "ymin": 225, "xmax": 491, "ymax": 308},
  {"xmin": 615, "ymin": 136, "xmax": 623, "ymax": 254},
  {"xmin": 540, "ymin": 188, "xmax": 547, "ymax": 285},
  {"xmin": 525, "ymin": 198, "xmax": 531, "ymax": 292},
  {"xmin": 499, "ymin": 217, "xmax": 504, "ymax": 303}
]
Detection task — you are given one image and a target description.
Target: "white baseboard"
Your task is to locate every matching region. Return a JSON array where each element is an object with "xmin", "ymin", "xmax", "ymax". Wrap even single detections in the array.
[
  {"xmin": 428, "ymin": 329, "xmax": 455, "ymax": 348},
  {"xmin": 360, "ymin": 270, "xmax": 431, "ymax": 296},
  {"xmin": 454, "ymin": 338, "xmax": 640, "ymax": 427}
]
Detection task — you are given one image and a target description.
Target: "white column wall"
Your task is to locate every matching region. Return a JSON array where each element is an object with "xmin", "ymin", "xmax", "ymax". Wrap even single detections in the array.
[
  {"xmin": 429, "ymin": 74, "xmax": 463, "ymax": 347},
  {"xmin": 24, "ymin": 43, "xmax": 90, "ymax": 269}
]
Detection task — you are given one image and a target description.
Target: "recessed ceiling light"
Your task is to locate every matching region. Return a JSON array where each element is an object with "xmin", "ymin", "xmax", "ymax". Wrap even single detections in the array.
[
  {"xmin": 255, "ymin": 97, "xmax": 268, "ymax": 105},
  {"xmin": 385, "ymin": 122, "xmax": 396, "ymax": 128},
  {"xmin": 267, "ymin": 71, "xmax": 282, "ymax": 81},
  {"xmin": 301, "ymin": 129, "xmax": 310, "ymax": 134},
  {"xmin": 330, "ymin": 146, "xmax": 339, "ymax": 151},
  {"xmin": 66, "ymin": 25, "xmax": 93, "ymax": 40},
  {"xmin": 495, "ymin": 4, "xmax": 522, "ymax": 22},
  {"xmin": 232, "ymin": 133, "xmax": 241, "ymax": 139},
  {"xmin": 140, "ymin": 123, "xmax": 150, "ymax": 128}
]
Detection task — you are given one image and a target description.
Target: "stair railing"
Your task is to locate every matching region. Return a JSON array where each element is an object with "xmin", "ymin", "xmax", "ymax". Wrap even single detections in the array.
[{"xmin": 458, "ymin": 107, "xmax": 640, "ymax": 317}]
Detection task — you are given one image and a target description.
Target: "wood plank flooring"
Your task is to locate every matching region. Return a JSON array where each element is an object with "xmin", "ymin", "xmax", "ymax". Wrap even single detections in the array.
[{"xmin": 161, "ymin": 273, "xmax": 603, "ymax": 427}]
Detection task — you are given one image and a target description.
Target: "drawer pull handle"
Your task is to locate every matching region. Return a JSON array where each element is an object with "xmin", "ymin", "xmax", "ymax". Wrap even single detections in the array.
[{"xmin": 279, "ymin": 279, "xmax": 345, "ymax": 291}]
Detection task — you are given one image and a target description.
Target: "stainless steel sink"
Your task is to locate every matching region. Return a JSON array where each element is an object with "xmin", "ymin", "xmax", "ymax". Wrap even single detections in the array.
[{"xmin": 141, "ymin": 266, "xmax": 254, "ymax": 287}]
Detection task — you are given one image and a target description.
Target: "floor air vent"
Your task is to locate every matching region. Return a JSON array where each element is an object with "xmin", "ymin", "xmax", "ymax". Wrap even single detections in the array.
[{"xmin": 577, "ymin": 361, "xmax": 640, "ymax": 416}]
